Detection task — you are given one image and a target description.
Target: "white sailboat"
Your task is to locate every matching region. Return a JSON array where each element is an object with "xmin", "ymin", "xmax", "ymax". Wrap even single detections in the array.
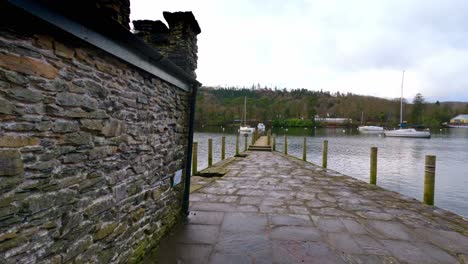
[
  {"xmin": 239, "ymin": 96, "xmax": 255, "ymax": 134},
  {"xmin": 384, "ymin": 71, "xmax": 431, "ymax": 138}
]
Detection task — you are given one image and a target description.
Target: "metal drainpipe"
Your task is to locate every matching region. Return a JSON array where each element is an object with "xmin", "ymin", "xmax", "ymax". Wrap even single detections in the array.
[{"xmin": 182, "ymin": 83, "xmax": 199, "ymax": 215}]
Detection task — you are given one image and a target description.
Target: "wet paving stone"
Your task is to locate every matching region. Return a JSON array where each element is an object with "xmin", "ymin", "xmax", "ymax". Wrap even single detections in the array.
[
  {"xmin": 270, "ymin": 214, "xmax": 313, "ymax": 226},
  {"xmin": 146, "ymin": 151, "xmax": 468, "ymax": 263},
  {"xmin": 221, "ymin": 212, "xmax": 267, "ymax": 233},
  {"xmin": 175, "ymin": 224, "xmax": 220, "ymax": 244},
  {"xmin": 272, "ymin": 240, "xmax": 345, "ymax": 264},
  {"xmin": 271, "ymin": 226, "xmax": 322, "ymax": 241},
  {"xmin": 188, "ymin": 211, "xmax": 224, "ymax": 225}
]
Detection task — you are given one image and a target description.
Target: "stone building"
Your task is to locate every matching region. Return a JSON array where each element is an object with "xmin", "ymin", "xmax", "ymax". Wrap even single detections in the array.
[{"xmin": 0, "ymin": 0, "xmax": 200, "ymax": 263}]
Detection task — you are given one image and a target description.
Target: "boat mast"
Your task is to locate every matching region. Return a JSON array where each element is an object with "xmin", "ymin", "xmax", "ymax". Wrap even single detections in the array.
[
  {"xmin": 400, "ymin": 70, "xmax": 405, "ymax": 127},
  {"xmin": 244, "ymin": 96, "xmax": 247, "ymax": 127}
]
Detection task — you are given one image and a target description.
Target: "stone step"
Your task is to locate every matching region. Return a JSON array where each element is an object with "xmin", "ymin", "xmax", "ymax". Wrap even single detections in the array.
[{"xmin": 248, "ymin": 145, "xmax": 272, "ymax": 151}]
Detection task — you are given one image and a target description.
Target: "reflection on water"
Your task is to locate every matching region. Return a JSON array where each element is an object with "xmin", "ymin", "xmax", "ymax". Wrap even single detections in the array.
[{"xmin": 194, "ymin": 127, "xmax": 468, "ymax": 217}]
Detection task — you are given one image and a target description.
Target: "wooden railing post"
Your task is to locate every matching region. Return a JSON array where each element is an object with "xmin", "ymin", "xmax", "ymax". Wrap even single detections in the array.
[
  {"xmin": 273, "ymin": 134, "xmax": 276, "ymax": 151},
  {"xmin": 423, "ymin": 155, "xmax": 436, "ymax": 205},
  {"xmin": 267, "ymin": 129, "xmax": 271, "ymax": 145},
  {"xmin": 235, "ymin": 134, "xmax": 240, "ymax": 156},
  {"xmin": 322, "ymin": 140, "xmax": 328, "ymax": 168},
  {"xmin": 284, "ymin": 134, "xmax": 288, "ymax": 155},
  {"xmin": 302, "ymin": 137, "xmax": 307, "ymax": 161},
  {"xmin": 221, "ymin": 136, "xmax": 226, "ymax": 160},
  {"xmin": 192, "ymin": 142, "xmax": 198, "ymax": 175},
  {"xmin": 370, "ymin": 147, "xmax": 377, "ymax": 185},
  {"xmin": 208, "ymin": 138, "xmax": 213, "ymax": 167}
]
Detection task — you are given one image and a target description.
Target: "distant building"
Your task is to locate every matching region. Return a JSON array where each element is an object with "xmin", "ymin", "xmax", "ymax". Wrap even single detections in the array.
[
  {"xmin": 314, "ymin": 116, "xmax": 352, "ymax": 124},
  {"xmin": 450, "ymin": 114, "xmax": 468, "ymax": 124}
]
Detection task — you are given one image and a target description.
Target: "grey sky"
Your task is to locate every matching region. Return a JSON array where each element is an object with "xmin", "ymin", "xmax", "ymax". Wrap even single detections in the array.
[{"xmin": 131, "ymin": 0, "xmax": 468, "ymax": 102}]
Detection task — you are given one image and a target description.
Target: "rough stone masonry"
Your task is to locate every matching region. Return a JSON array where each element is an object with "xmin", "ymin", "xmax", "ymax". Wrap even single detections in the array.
[{"xmin": 0, "ymin": 1, "xmax": 200, "ymax": 263}]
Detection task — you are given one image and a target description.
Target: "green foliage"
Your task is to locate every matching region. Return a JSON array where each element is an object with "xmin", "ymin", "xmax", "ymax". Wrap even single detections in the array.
[{"xmin": 411, "ymin": 93, "xmax": 425, "ymax": 124}]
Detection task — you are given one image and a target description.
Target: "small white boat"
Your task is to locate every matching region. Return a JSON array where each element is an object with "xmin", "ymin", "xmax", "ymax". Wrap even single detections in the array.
[
  {"xmin": 384, "ymin": 128, "xmax": 431, "ymax": 138},
  {"xmin": 358, "ymin": 126, "xmax": 384, "ymax": 132},
  {"xmin": 239, "ymin": 126, "xmax": 255, "ymax": 134},
  {"xmin": 257, "ymin": 123, "xmax": 266, "ymax": 133}
]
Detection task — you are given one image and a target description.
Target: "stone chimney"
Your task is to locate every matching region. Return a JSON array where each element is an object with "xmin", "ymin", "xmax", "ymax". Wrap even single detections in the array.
[
  {"xmin": 94, "ymin": 0, "xmax": 131, "ymax": 30},
  {"xmin": 133, "ymin": 12, "xmax": 201, "ymax": 78}
]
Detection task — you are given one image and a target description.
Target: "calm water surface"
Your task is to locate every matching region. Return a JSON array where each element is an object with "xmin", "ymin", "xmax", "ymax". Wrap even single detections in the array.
[{"xmin": 194, "ymin": 127, "xmax": 468, "ymax": 217}]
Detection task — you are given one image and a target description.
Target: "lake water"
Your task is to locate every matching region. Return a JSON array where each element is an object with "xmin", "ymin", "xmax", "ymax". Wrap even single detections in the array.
[{"xmin": 193, "ymin": 127, "xmax": 468, "ymax": 217}]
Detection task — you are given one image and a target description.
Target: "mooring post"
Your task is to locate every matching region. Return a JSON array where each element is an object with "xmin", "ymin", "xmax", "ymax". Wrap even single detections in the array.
[
  {"xmin": 370, "ymin": 147, "xmax": 378, "ymax": 185},
  {"xmin": 208, "ymin": 138, "xmax": 213, "ymax": 167},
  {"xmin": 252, "ymin": 130, "xmax": 256, "ymax": 145},
  {"xmin": 244, "ymin": 135, "xmax": 248, "ymax": 151},
  {"xmin": 267, "ymin": 129, "xmax": 271, "ymax": 145},
  {"xmin": 424, "ymin": 155, "xmax": 436, "ymax": 205},
  {"xmin": 221, "ymin": 136, "xmax": 226, "ymax": 160},
  {"xmin": 273, "ymin": 134, "xmax": 276, "ymax": 151},
  {"xmin": 303, "ymin": 137, "xmax": 307, "ymax": 161},
  {"xmin": 235, "ymin": 134, "xmax": 240, "ymax": 156},
  {"xmin": 284, "ymin": 134, "xmax": 288, "ymax": 155},
  {"xmin": 322, "ymin": 140, "xmax": 328, "ymax": 168},
  {"xmin": 192, "ymin": 142, "xmax": 198, "ymax": 175}
]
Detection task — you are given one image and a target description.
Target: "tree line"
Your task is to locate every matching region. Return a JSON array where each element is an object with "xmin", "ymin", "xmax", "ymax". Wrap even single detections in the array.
[{"xmin": 195, "ymin": 86, "xmax": 468, "ymax": 128}]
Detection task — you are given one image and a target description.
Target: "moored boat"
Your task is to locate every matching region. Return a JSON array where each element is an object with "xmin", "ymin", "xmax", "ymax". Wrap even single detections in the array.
[
  {"xmin": 358, "ymin": 126, "xmax": 384, "ymax": 132},
  {"xmin": 384, "ymin": 128, "xmax": 431, "ymax": 138}
]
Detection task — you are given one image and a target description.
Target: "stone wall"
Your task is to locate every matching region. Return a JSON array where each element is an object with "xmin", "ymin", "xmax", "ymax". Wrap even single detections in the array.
[{"xmin": 0, "ymin": 9, "xmax": 192, "ymax": 264}]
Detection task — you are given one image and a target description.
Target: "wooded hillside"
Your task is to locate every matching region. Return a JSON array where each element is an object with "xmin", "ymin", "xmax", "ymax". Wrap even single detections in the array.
[{"xmin": 195, "ymin": 86, "xmax": 468, "ymax": 127}]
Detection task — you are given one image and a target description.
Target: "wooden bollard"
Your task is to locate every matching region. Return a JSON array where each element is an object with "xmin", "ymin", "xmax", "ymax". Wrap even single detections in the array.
[
  {"xmin": 221, "ymin": 136, "xmax": 226, "ymax": 160},
  {"xmin": 322, "ymin": 140, "xmax": 328, "ymax": 168},
  {"xmin": 423, "ymin": 155, "xmax": 436, "ymax": 205},
  {"xmin": 267, "ymin": 130, "xmax": 271, "ymax": 145},
  {"xmin": 208, "ymin": 138, "xmax": 213, "ymax": 167},
  {"xmin": 235, "ymin": 134, "xmax": 240, "ymax": 156},
  {"xmin": 302, "ymin": 137, "xmax": 307, "ymax": 161},
  {"xmin": 192, "ymin": 142, "xmax": 198, "ymax": 175},
  {"xmin": 252, "ymin": 131, "xmax": 256, "ymax": 145},
  {"xmin": 244, "ymin": 135, "xmax": 248, "ymax": 151},
  {"xmin": 370, "ymin": 147, "xmax": 377, "ymax": 185},
  {"xmin": 284, "ymin": 134, "xmax": 288, "ymax": 155},
  {"xmin": 273, "ymin": 134, "xmax": 276, "ymax": 151}
]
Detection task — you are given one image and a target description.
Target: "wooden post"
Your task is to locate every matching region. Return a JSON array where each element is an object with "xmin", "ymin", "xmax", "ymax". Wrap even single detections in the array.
[
  {"xmin": 302, "ymin": 137, "xmax": 307, "ymax": 161},
  {"xmin": 370, "ymin": 147, "xmax": 377, "ymax": 185},
  {"xmin": 235, "ymin": 134, "xmax": 240, "ymax": 156},
  {"xmin": 284, "ymin": 134, "xmax": 288, "ymax": 155},
  {"xmin": 208, "ymin": 138, "xmax": 213, "ymax": 167},
  {"xmin": 267, "ymin": 129, "xmax": 271, "ymax": 145},
  {"xmin": 273, "ymin": 134, "xmax": 276, "ymax": 151},
  {"xmin": 244, "ymin": 135, "xmax": 248, "ymax": 151},
  {"xmin": 192, "ymin": 142, "xmax": 198, "ymax": 175},
  {"xmin": 251, "ymin": 130, "xmax": 255, "ymax": 145},
  {"xmin": 423, "ymin": 155, "xmax": 436, "ymax": 205},
  {"xmin": 221, "ymin": 136, "xmax": 226, "ymax": 160},
  {"xmin": 322, "ymin": 140, "xmax": 328, "ymax": 168}
]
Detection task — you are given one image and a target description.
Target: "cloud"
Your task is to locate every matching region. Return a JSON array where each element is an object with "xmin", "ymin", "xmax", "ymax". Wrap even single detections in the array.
[{"xmin": 130, "ymin": 0, "xmax": 468, "ymax": 101}]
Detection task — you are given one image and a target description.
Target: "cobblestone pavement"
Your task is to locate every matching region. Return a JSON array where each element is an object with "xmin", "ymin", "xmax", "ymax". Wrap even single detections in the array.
[{"xmin": 147, "ymin": 151, "xmax": 468, "ymax": 263}]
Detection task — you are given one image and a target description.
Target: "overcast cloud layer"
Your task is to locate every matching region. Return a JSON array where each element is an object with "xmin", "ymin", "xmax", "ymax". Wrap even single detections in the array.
[{"xmin": 131, "ymin": 0, "xmax": 468, "ymax": 102}]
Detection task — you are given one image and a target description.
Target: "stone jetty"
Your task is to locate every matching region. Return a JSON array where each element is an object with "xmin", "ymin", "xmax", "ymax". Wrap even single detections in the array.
[{"xmin": 146, "ymin": 150, "xmax": 468, "ymax": 263}]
